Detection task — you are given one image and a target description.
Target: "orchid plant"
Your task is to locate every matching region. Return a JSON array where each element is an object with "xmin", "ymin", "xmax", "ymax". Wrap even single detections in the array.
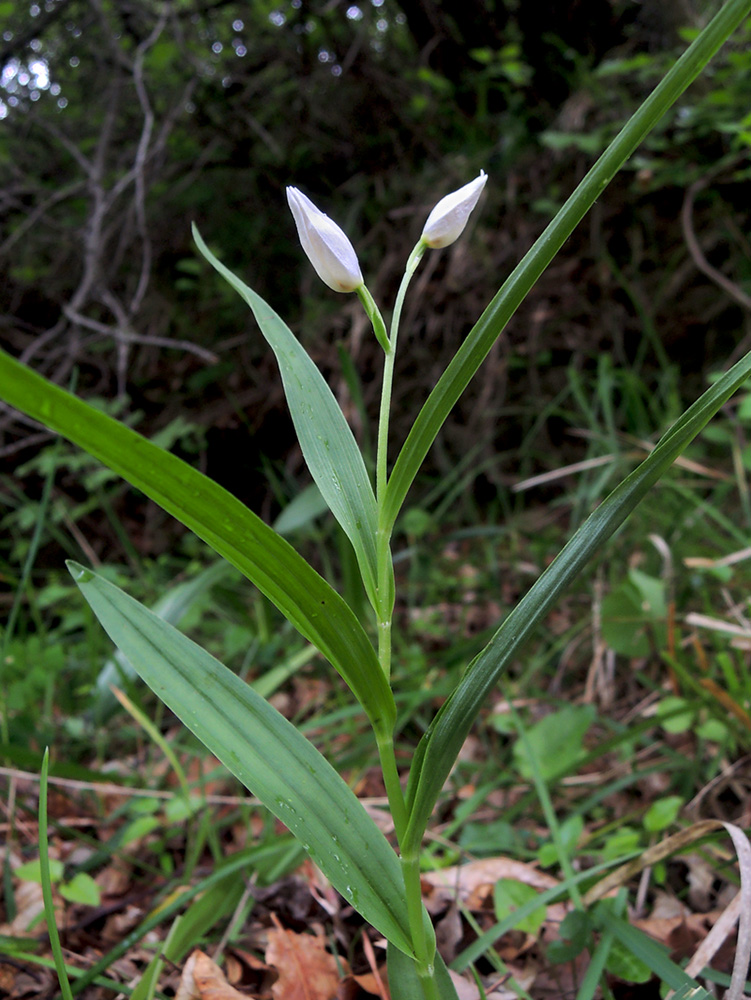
[{"xmin": 1, "ymin": 2, "xmax": 751, "ymax": 996}]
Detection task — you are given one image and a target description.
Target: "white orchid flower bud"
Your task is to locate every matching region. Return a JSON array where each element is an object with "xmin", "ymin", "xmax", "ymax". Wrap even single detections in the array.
[
  {"xmin": 286, "ymin": 186, "xmax": 364, "ymax": 293},
  {"xmin": 421, "ymin": 170, "xmax": 488, "ymax": 249}
]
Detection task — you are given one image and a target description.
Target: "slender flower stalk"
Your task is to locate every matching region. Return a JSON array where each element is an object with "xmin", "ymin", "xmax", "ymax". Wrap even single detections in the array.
[{"xmin": 287, "ymin": 173, "xmax": 489, "ymax": 1000}]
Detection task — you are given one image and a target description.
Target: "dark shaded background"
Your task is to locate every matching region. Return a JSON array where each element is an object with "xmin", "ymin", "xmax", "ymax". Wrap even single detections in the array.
[{"xmin": 1, "ymin": 0, "xmax": 750, "ymax": 556}]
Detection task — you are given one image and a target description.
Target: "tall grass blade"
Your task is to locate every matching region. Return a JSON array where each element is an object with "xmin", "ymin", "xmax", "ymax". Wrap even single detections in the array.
[
  {"xmin": 68, "ymin": 562, "xmax": 415, "ymax": 958},
  {"xmin": 0, "ymin": 348, "xmax": 395, "ymax": 735},
  {"xmin": 383, "ymin": 0, "xmax": 751, "ymax": 534},
  {"xmin": 38, "ymin": 749, "xmax": 75, "ymax": 1000},
  {"xmin": 403, "ymin": 350, "xmax": 751, "ymax": 850}
]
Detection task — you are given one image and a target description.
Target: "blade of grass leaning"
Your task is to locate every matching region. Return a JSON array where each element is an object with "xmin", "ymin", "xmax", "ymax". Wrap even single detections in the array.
[
  {"xmin": 0, "ymin": 348, "xmax": 395, "ymax": 736},
  {"xmin": 383, "ymin": 0, "xmax": 751, "ymax": 534},
  {"xmin": 67, "ymin": 562, "xmax": 415, "ymax": 959},
  {"xmin": 193, "ymin": 224, "xmax": 382, "ymax": 611},
  {"xmin": 130, "ymin": 911, "xmax": 187, "ymax": 1000},
  {"xmin": 403, "ymin": 350, "xmax": 751, "ymax": 851},
  {"xmin": 38, "ymin": 749, "xmax": 75, "ymax": 1000},
  {"xmin": 110, "ymin": 686, "xmax": 192, "ymax": 800},
  {"xmin": 595, "ymin": 908, "xmax": 710, "ymax": 995}
]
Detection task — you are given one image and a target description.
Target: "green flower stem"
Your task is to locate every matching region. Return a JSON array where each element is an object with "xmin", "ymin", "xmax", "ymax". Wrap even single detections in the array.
[
  {"xmin": 377, "ymin": 732, "xmax": 408, "ymax": 842},
  {"xmin": 401, "ymin": 851, "xmax": 439, "ymax": 1000},
  {"xmin": 369, "ymin": 244, "xmax": 427, "ymax": 677},
  {"xmin": 375, "ymin": 243, "xmax": 426, "ymax": 508},
  {"xmin": 371, "ymin": 241, "xmax": 436, "ymax": 997}
]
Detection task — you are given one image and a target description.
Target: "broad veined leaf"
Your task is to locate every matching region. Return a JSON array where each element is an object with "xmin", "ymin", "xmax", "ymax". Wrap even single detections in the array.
[
  {"xmin": 382, "ymin": 0, "xmax": 751, "ymax": 535},
  {"xmin": 68, "ymin": 562, "xmax": 414, "ymax": 957},
  {"xmin": 403, "ymin": 349, "xmax": 751, "ymax": 852},
  {"xmin": 0, "ymin": 349, "xmax": 395, "ymax": 735},
  {"xmin": 193, "ymin": 225, "xmax": 385, "ymax": 613},
  {"xmin": 94, "ymin": 559, "xmax": 234, "ymax": 720},
  {"xmin": 386, "ymin": 943, "xmax": 459, "ymax": 1000}
]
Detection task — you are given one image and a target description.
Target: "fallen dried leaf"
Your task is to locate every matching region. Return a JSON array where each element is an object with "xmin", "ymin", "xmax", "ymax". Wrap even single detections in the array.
[
  {"xmin": 421, "ymin": 857, "xmax": 563, "ymax": 918},
  {"xmin": 266, "ymin": 919, "xmax": 345, "ymax": 1000},
  {"xmin": 176, "ymin": 949, "xmax": 248, "ymax": 1000}
]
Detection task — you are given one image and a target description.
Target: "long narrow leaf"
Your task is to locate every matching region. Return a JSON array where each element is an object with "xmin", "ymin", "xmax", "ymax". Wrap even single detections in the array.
[
  {"xmin": 403, "ymin": 350, "xmax": 751, "ymax": 851},
  {"xmin": 0, "ymin": 348, "xmax": 395, "ymax": 735},
  {"xmin": 68, "ymin": 562, "xmax": 414, "ymax": 957},
  {"xmin": 94, "ymin": 559, "xmax": 234, "ymax": 720},
  {"xmin": 382, "ymin": 0, "xmax": 751, "ymax": 534},
  {"xmin": 193, "ymin": 225, "xmax": 381, "ymax": 609}
]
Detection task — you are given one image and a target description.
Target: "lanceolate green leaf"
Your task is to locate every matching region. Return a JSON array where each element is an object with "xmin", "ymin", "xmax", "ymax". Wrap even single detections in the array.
[
  {"xmin": 403, "ymin": 350, "xmax": 751, "ymax": 852},
  {"xmin": 193, "ymin": 224, "xmax": 381, "ymax": 611},
  {"xmin": 68, "ymin": 562, "xmax": 414, "ymax": 957},
  {"xmin": 0, "ymin": 349, "xmax": 395, "ymax": 735},
  {"xmin": 382, "ymin": 0, "xmax": 751, "ymax": 535}
]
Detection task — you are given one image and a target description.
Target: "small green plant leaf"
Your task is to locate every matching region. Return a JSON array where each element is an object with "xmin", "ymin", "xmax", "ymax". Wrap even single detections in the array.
[
  {"xmin": 656, "ymin": 696, "xmax": 695, "ymax": 734},
  {"xmin": 601, "ymin": 827, "xmax": 642, "ymax": 862},
  {"xmin": 512, "ymin": 705, "xmax": 596, "ymax": 783},
  {"xmin": 538, "ymin": 814, "xmax": 584, "ymax": 867},
  {"xmin": 546, "ymin": 910, "xmax": 593, "ymax": 964},
  {"xmin": 15, "ymin": 858, "xmax": 64, "ymax": 884},
  {"xmin": 493, "ymin": 879, "xmax": 546, "ymax": 935},
  {"xmin": 604, "ymin": 937, "xmax": 653, "ymax": 984},
  {"xmin": 643, "ymin": 796, "xmax": 683, "ymax": 833},
  {"xmin": 67, "ymin": 563, "xmax": 415, "ymax": 958},
  {"xmin": 0, "ymin": 348, "xmax": 395, "ymax": 736},
  {"xmin": 59, "ymin": 873, "xmax": 101, "ymax": 906},
  {"xmin": 403, "ymin": 347, "xmax": 751, "ymax": 853},
  {"xmin": 193, "ymin": 225, "xmax": 382, "ymax": 612}
]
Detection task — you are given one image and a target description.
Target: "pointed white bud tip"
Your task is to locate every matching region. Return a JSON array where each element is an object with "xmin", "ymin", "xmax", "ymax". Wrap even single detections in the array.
[
  {"xmin": 286, "ymin": 186, "xmax": 363, "ymax": 293},
  {"xmin": 421, "ymin": 170, "xmax": 488, "ymax": 249}
]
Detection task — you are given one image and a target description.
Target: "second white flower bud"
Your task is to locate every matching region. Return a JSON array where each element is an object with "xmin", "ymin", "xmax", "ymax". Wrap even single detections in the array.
[
  {"xmin": 421, "ymin": 170, "xmax": 488, "ymax": 249},
  {"xmin": 286, "ymin": 186, "xmax": 363, "ymax": 293}
]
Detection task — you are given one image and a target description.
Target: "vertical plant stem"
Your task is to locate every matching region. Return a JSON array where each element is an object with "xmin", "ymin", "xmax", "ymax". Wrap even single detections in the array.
[
  {"xmin": 401, "ymin": 851, "xmax": 439, "ymax": 1000},
  {"xmin": 377, "ymin": 733, "xmax": 408, "ymax": 842},
  {"xmin": 374, "ymin": 242, "xmax": 427, "ymax": 673},
  {"xmin": 369, "ymin": 240, "xmax": 439, "ymax": 994}
]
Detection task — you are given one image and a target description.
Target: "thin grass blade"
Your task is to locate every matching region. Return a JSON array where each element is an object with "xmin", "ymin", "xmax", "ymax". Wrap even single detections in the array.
[
  {"xmin": 38, "ymin": 749, "xmax": 75, "ymax": 1000},
  {"xmin": 68, "ymin": 562, "xmax": 414, "ymax": 957},
  {"xmin": 193, "ymin": 225, "xmax": 381, "ymax": 610},
  {"xmin": 403, "ymin": 350, "xmax": 751, "ymax": 851},
  {"xmin": 383, "ymin": 0, "xmax": 751, "ymax": 534},
  {"xmin": 595, "ymin": 908, "xmax": 710, "ymax": 995},
  {"xmin": 0, "ymin": 348, "xmax": 395, "ymax": 735}
]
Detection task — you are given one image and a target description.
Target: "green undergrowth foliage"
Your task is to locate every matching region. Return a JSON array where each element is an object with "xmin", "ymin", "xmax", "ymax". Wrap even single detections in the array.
[{"xmin": 2, "ymin": 3, "xmax": 751, "ymax": 998}]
